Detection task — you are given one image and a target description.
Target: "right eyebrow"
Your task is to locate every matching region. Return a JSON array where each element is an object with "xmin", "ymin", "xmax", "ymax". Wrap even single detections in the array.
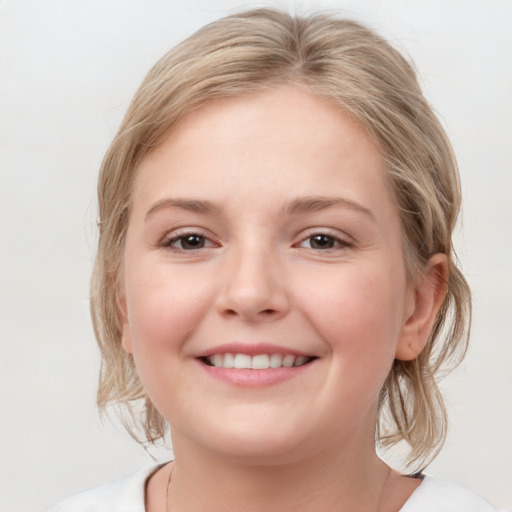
[
  {"xmin": 145, "ymin": 198, "xmax": 221, "ymax": 220},
  {"xmin": 284, "ymin": 196, "xmax": 375, "ymax": 221}
]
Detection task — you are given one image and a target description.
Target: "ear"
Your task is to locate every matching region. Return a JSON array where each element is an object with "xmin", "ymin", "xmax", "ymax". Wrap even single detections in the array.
[
  {"xmin": 117, "ymin": 292, "xmax": 133, "ymax": 354},
  {"xmin": 395, "ymin": 254, "xmax": 448, "ymax": 361}
]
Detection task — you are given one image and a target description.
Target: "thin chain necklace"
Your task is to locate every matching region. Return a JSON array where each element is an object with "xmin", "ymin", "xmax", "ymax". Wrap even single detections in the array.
[
  {"xmin": 165, "ymin": 463, "xmax": 392, "ymax": 512},
  {"xmin": 165, "ymin": 463, "xmax": 175, "ymax": 511}
]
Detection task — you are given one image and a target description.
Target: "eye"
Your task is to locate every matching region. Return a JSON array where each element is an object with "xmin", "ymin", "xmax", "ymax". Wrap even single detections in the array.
[
  {"xmin": 298, "ymin": 233, "xmax": 351, "ymax": 250},
  {"xmin": 163, "ymin": 233, "xmax": 215, "ymax": 251}
]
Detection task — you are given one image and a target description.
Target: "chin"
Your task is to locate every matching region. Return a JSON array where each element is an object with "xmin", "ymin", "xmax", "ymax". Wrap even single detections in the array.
[{"xmin": 189, "ymin": 418, "xmax": 315, "ymax": 466}]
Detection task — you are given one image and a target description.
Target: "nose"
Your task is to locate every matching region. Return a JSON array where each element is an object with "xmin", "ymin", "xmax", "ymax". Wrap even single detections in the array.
[{"xmin": 215, "ymin": 246, "xmax": 290, "ymax": 322}]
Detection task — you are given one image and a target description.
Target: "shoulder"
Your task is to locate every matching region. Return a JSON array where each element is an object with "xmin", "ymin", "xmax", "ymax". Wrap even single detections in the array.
[
  {"xmin": 48, "ymin": 465, "xmax": 162, "ymax": 512},
  {"xmin": 400, "ymin": 475, "xmax": 502, "ymax": 512}
]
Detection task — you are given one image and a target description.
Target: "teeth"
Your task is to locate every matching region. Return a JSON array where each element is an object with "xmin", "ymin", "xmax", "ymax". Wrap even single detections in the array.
[
  {"xmin": 211, "ymin": 354, "xmax": 223, "ymax": 368},
  {"xmin": 234, "ymin": 354, "xmax": 251, "ymax": 369},
  {"xmin": 282, "ymin": 355, "xmax": 295, "ymax": 367},
  {"xmin": 269, "ymin": 354, "xmax": 282, "ymax": 368},
  {"xmin": 205, "ymin": 353, "xmax": 312, "ymax": 369},
  {"xmin": 294, "ymin": 356, "xmax": 307, "ymax": 367},
  {"xmin": 251, "ymin": 354, "xmax": 270, "ymax": 369}
]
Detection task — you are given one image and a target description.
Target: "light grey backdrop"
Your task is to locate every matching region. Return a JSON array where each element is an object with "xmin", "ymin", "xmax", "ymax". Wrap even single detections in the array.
[{"xmin": 1, "ymin": 1, "xmax": 511, "ymax": 510}]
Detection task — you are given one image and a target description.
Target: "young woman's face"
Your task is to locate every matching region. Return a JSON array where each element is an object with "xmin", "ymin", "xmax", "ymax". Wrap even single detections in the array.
[{"xmin": 121, "ymin": 86, "xmax": 417, "ymax": 463}]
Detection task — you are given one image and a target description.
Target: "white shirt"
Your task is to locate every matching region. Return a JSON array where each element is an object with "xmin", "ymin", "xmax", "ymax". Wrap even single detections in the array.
[{"xmin": 49, "ymin": 465, "xmax": 502, "ymax": 512}]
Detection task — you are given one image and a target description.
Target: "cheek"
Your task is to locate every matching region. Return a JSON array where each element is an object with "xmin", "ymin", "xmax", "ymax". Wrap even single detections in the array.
[
  {"xmin": 124, "ymin": 262, "xmax": 210, "ymax": 365},
  {"xmin": 122, "ymin": 264, "xmax": 215, "ymax": 418},
  {"xmin": 301, "ymin": 263, "xmax": 406, "ymax": 372}
]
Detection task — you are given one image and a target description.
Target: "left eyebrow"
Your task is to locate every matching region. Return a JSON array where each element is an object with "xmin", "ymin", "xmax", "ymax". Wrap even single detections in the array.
[
  {"xmin": 283, "ymin": 196, "xmax": 375, "ymax": 220},
  {"xmin": 145, "ymin": 198, "xmax": 221, "ymax": 220}
]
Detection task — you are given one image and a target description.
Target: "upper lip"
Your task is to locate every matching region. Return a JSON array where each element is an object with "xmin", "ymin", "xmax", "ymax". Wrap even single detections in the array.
[{"xmin": 194, "ymin": 343, "xmax": 315, "ymax": 358}]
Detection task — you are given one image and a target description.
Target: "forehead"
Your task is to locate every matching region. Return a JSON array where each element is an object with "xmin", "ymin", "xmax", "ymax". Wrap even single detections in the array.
[{"xmin": 133, "ymin": 86, "xmax": 393, "ymax": 209}]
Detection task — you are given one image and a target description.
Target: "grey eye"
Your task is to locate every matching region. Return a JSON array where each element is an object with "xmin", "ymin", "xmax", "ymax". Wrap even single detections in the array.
[{"xmin": 308, "ymin": 234, "xmax": 336, "ymax": 249}]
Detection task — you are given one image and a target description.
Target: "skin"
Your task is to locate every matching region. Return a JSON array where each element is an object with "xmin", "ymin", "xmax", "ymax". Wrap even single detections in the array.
[{"xmin": 120, "ymin": 85, "xmax": 447, "ymax": 512}]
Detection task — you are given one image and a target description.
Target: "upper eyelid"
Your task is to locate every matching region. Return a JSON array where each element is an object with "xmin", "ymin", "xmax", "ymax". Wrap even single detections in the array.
[
  {"xmin": 171, "ymin": 235, "xmax": 215, "ymax": 248},
  {"xmin": 295, "ymin": 227, "xmax": 353, "ymax": 243},
  {"xmin": 161, "ymin": 226, "xmax": 211, "ymax": 238},
  {"xmin": 160, "ymin": 233, "xmax": 220, "ymax": 254},
  {"xmin": 160, "ymin": 227, "xmax": 217, "ymax": 246},
  {"xmin": 297, "ymin": 235, "xmax": 352, "ymax": 248}
]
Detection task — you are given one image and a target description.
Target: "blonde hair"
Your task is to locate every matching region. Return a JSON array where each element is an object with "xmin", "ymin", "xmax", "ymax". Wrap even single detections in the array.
[{"xmin": 91, "ymin": 8, "xmax": 471, "ymax": 469}]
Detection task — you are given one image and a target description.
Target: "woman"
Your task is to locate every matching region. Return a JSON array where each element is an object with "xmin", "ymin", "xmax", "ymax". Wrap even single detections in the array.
[{"xmin": 50, "ymin": 8, "xmax": 501, "ymax": 512}]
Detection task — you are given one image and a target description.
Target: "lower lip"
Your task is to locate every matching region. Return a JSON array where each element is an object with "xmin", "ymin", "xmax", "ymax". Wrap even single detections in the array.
[{"xmin": 197, "ymin": 360, "xmax": 313, "ymax": 387}]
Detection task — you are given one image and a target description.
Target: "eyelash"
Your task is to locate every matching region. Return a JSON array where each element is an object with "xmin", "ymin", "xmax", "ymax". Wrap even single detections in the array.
[
  {"xmin": 161, "ymin": 231, "xmax": 216, "ymax": 252},
  {"xmin": 161, "ymin": 230, "xmax": 352, "ymax": 253},
  {"xmin": 296, "ymin": 232, "xmax": 353, "ymax": 251}
]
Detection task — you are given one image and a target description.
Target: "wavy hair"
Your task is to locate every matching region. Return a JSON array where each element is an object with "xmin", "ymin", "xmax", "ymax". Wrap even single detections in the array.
[{"xmin": 91, "ymin": 8, "xmax": 471, "ymax": 470}]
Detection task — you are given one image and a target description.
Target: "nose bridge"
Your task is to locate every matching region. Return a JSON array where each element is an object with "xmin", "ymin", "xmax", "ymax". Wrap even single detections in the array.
[{"xmin": 217, "ymin": 239, "xmax": 288, "ymax": 321}]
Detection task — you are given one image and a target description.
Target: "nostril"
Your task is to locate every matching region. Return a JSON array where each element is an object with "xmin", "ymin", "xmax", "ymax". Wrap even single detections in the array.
[
  {"xmin": 226, "ymin": 308, "xmax": 276, "ymax": 314},
  {"xmin": 223, "ymin": 307, "xmax": 278, "ymax": 319}
]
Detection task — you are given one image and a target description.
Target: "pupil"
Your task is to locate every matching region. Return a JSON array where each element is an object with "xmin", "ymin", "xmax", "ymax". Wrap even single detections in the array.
[
  {"xmin": 311, "ymin": 235, "xmax": 334, "ymax": 249},
  {"xmin": 182, "ymin": 235, "xmax": 204, "ymax": 249}
]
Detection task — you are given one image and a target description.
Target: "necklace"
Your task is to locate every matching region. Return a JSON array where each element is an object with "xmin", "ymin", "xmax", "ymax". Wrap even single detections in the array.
[
  {"xmin": 165, "ymin": 462, "xmax": 392, "ymax": 512},
  {"xmin": 165, "ymin": 463, "xmax": 175, "ymax": 511}
]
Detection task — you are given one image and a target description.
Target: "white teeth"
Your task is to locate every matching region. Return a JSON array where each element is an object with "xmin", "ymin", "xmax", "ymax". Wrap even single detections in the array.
[
  {"xmin": 211, "ymin": 354, "xmax": 223, "ymax": 368},
  {"xmin": 234, "ymin": 353, "xmax": 252, "ymax": 369},
  {"xmin": 223, "ymin": 353, "xmax": 234, "ymax": 368},
  {"xmin": 269, "ymin": 353, "xmax": 283, "ymax": 368},
  {"xmin": 251, "ymin": 354, "xmax": 270, "ymax": 369},
  {"xmin": 205, "ymin": 353, "xmax": 312, "ymax": 369},
  {"xmin": 282, "ymin": 354, "xmax": 295, "ymax": 367}
]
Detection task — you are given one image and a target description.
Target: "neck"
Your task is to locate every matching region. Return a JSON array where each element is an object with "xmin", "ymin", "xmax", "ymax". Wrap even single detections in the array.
[{"xmin": 166, "ymin": 429, "xmax": 391, "ymax": 512}]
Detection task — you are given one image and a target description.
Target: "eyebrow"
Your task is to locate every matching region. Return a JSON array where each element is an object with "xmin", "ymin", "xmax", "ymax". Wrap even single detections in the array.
[
  {"xmin": 145, "ymin": 195, "xmax": 375, "ymax": 220},
  {"xmin": 145, "ymin": 198, "xmax": 221, "ymax": 219},
  {"xmin": 283, "ymin": 196, "xmax": 375, "ymax": 220}
]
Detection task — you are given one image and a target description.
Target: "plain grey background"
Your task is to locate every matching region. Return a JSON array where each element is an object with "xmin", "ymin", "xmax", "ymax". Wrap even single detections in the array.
[{"xmin": 1, "ymin": 1, "xmax": 511, "ymax": 510}]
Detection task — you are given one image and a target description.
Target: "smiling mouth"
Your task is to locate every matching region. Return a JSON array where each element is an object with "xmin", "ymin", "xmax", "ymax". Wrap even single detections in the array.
[{"xmin": 200, "ymin": 353, "xmax": 316, "ymax": 369}]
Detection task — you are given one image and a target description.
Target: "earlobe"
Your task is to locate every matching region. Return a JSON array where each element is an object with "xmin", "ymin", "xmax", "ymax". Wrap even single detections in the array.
[
  {"xmin": 395, "ymin": 254, "xmax": 448, "ymax": 361},
  {"xmin": 121, "ymin": 323, "xmax": 133, "ymax": 354},
  {"xmin": 117, "ymin": 293, "xmax": 133, "ymax": 354}
]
